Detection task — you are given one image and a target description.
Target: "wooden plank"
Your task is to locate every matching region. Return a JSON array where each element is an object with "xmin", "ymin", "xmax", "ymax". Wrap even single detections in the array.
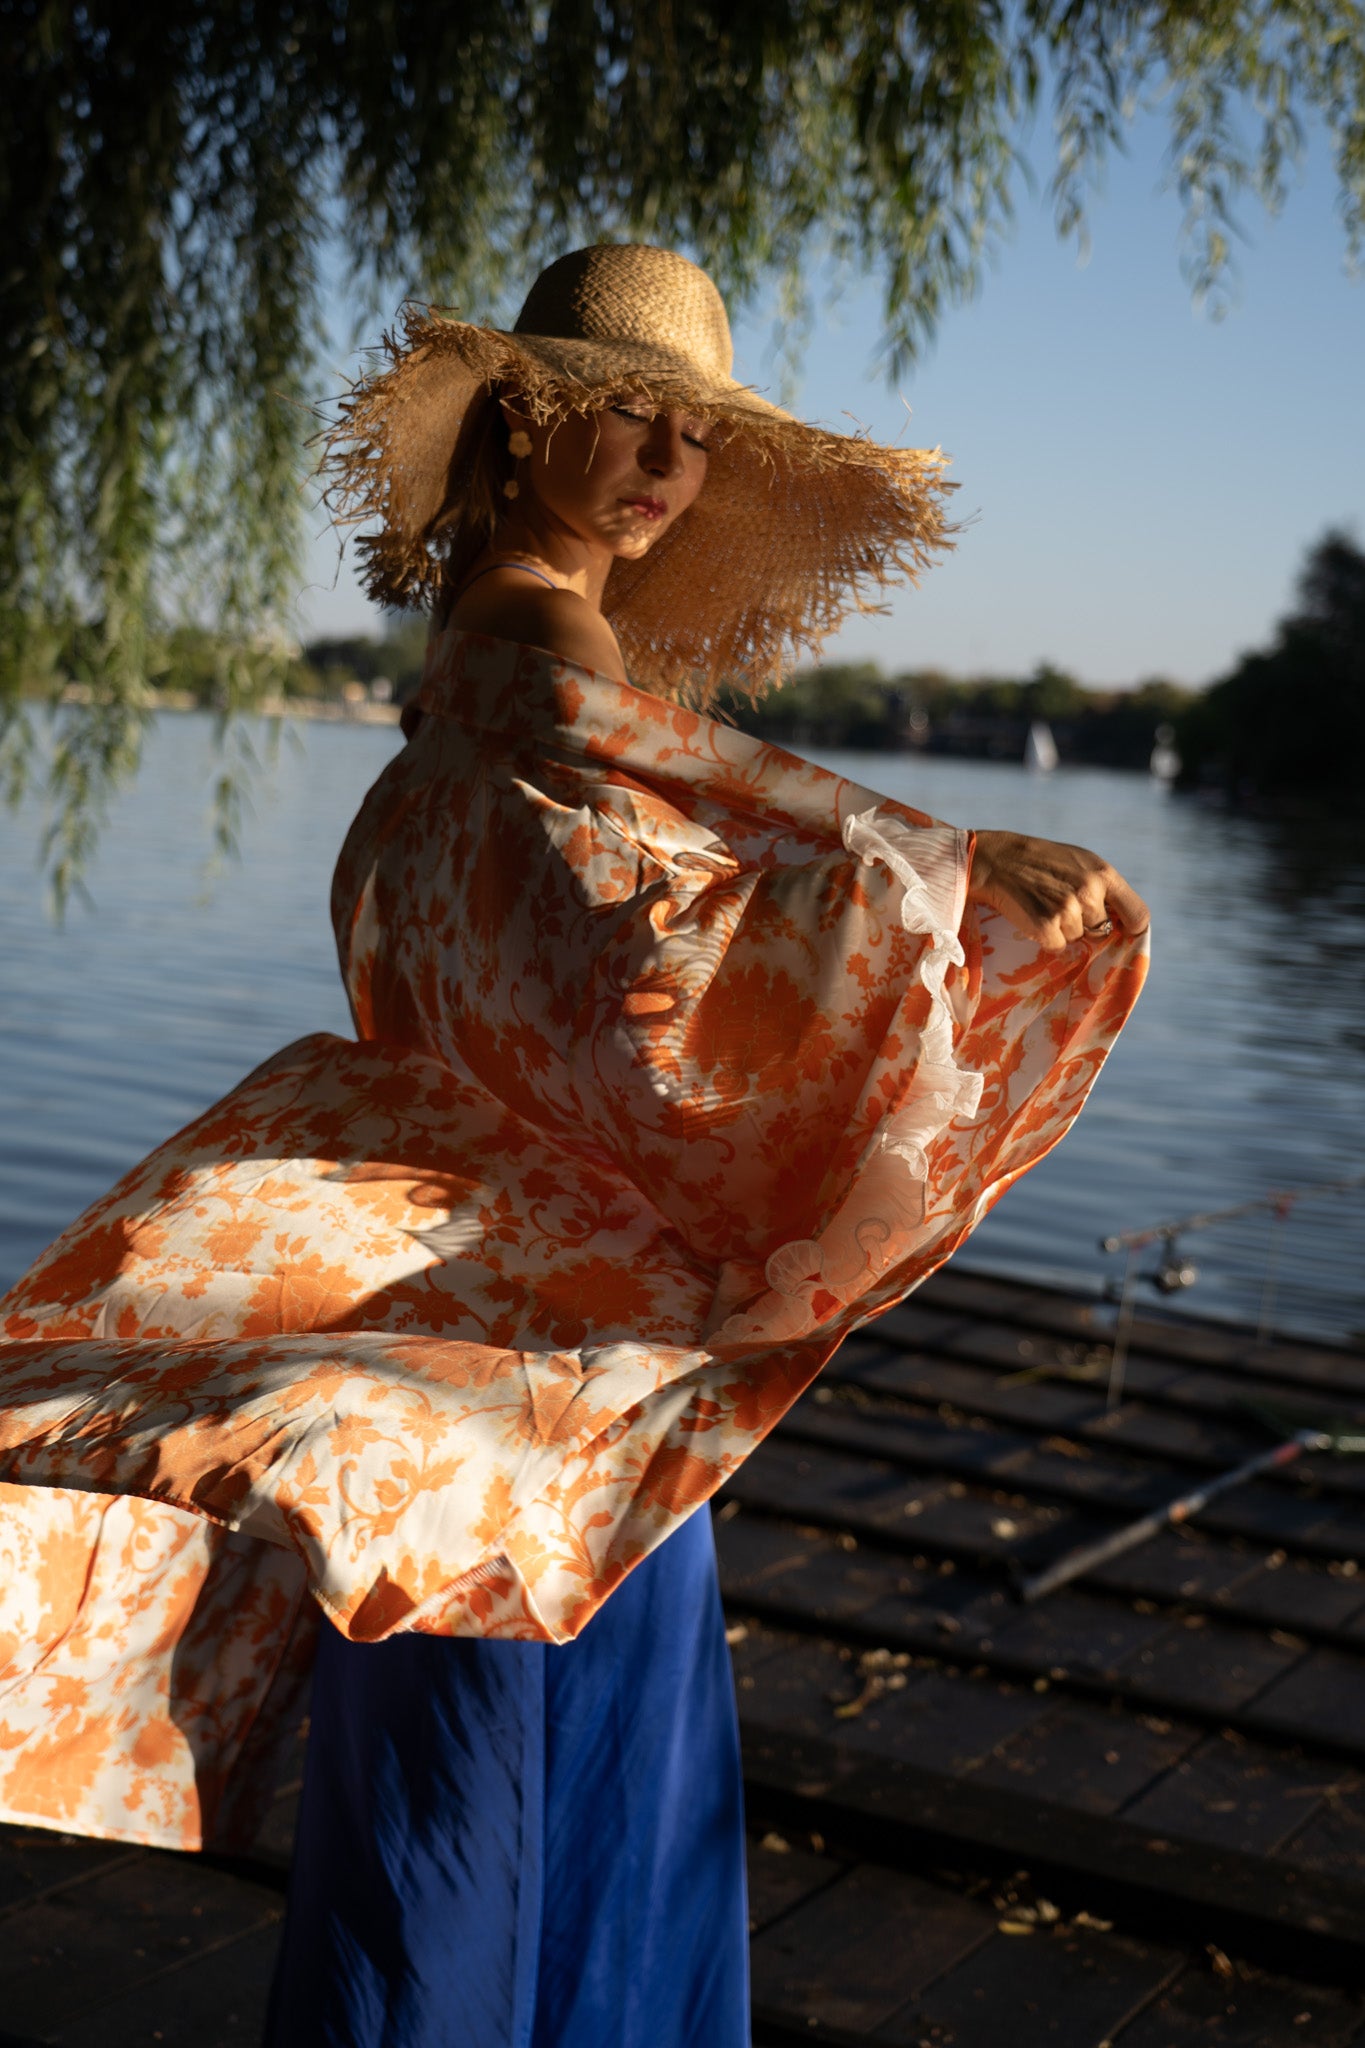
[
  {"xmin": 927, "ymin": 1327, "xmax": 1186, "ymax": 1400},
  {"xmin": 902, "ymin": 1282, "xmax": 1365, "ymax": 1415},
  {"xmin": 1246, "ymin": 1648, "xmax": 1365, "ymax": 1752},
  {"xmin": 719, "ymin": 1436, "xmax": 951, "ymax": 1535},
  {"xmin": 862, "ymin": 1299, "xmax": 987, "ymax": 1351},
  {"xmin": 735, "ymin": 1630, "xmax": 867, "ymax": 1747},
  {"xmin": 972, "ymin": 1700, "xmax": 1197, "ymax": 1816},
  {"xmin": 1086, "ymin": 1529, "xmax": 1262, "ymax": 1604},
  {"xmin": 908, "ymin": 1272, "xmax": 1365, "ymax": 1394},
  {"xmin": 1118, "ymin": 1613, "xmax": 1305, "ymax": 1716},
  {"xmin": 781, "ymin": 1404, "xmax": 1155, "ymax": 1512},
  {"xmin": 1046, "ymin": 1519, "xmax": 1365, "ymax": 1653},
  {"xmin": 1111, "ymin": 1960, "xmax": 1364, "ymax": 2047},
  {"xmin": 745, "ymin": 1833, "xmax": 847, "ymax": 1936},
  {"xmin": 41, "ymin": 1918, "xmax": 282, "ymax": 2048},
  {"xmin": 1200, "ymin": 1485, "xmax": 1365, "ymax": 1556},
  {"xmin": 794, "ymin": 1400, "xmax": 1365, "ymax": 1556},
  {"xmin": 1293, "ymin": 1507, "xmax": 1365, "ymax": 1556},
  {"xmin": 736, "ymin": 1627, "xmax": 1046, "ymax": 1774},
  {"xmin": 0, "ymin": 1852, "xmax": 281, "ymax": 2038},
  {"xmin": 1162, "ymin": 1362, "xmax": 1365, "ymax": 1435},
  {"xmin": 0, "ymin": 1830, "xmax": 138, "ymax": 1919},
  {"xmin": 895, "ymin": 1272, "xmax": 1105, "ymax": 1341},
  {"xmin": 797, "ymin": 1392, "xmax": 1040, "ymax": 1473},
  {"xmin": 1088, "ymin": 1402, "xmax": 1293, "ymax": 1470},
  {"xmin": 1119, "ymin": 1731, "xmax": 1340, "ymax": 1857},
  {"xmin": 883, "ymin": 1482, "xmax": 1068, "ymax": 1564},
  {"xmin": 750, "ymin": 2014, "xmax": 875, "ymax": 2048},
  {"xmin": 1190, "ymin": 1488, "xmax": 1365, "ymax": 1561},
  {"xmin": 985, "ymin": 1588, "xmax": 1177, "ymax": 1681},
  {"xmin": 1274, "ymin": 1786, "xmax": 1365, "ymax": 1887},
  {"xmin": 749, "ymin": 1863, "xmax": 988, "ymax": 2034},
  {"xmin": 858, "ymin": 1316, "xmax": 1365, "ymax": 1446},
  {"xmin": 842, "ymin": 1341, "xmax": 1365, "ymax": 1519},
  {"xmin": 970, "ymin": 1410, "xmax": 1365, "ymax": 1553},
  {"xmin": 723, "ymin": 1515, "xmax": 1365, "ymax": 1762},
  {"xmin": 851, "ymin": 1579, "xmax": 1013, "ymax": 1661},
  {"xmin": 853, "ymin": 1335, "xmax": 1178, "ymax": 1421},
  {"xmin": 731, "ymin": 1457, "xmax": 1365, "ymax": 1657},
  {"xmin": 728, "ymin": 1614, "xmax": 799, "ymax": 1690},
  {"xmin": 877, "ymin": 1919, "xmax": 1180, "ymax": 2048},
  {"xmin": 717, "ymin": 1510, "xmax": 1011, "ymax": 1645},
  {"xmin": 739, "ymin": 1721, "xmax": 1365, "ymax": 1959},
  {"xmin": 730, "ymin": 1552, "xmax": 1364, "ymax": 1851},
  {"xmin": 717, "ymin": 1515, "xmax": 917, "ymax": 1625},
  {"xmin": 844, "ymin": 1348, "xmax": 1108, "ymax": 1430},
  {"xmin": 833, "ymin": 1665, "xmax": 1050, "ymax": 1778},
  {"xmin": 1209, "ymin": 1555, "xmax": 1365, "ymax": 1635}
]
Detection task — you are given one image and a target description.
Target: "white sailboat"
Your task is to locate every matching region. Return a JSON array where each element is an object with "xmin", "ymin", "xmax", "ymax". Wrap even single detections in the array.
[
  {"xmin": 1024, "ymin": 720, "xmax": 1059, "ymax": 772},
  {"xmin": 1150, "ymin": 721, "xmax": 1181, "ymax": 781}
]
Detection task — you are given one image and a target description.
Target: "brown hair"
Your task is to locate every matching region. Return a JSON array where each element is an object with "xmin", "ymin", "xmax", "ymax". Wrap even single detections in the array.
[{"xmin": 429, "ymin": 390, "xmax": 516, "ymax": 626}]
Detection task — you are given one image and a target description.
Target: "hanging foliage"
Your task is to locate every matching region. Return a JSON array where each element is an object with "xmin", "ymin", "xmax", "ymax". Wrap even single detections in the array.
[{"xmin": 3, "ymin": 0, "xmax": 1363, "ymax": 897}]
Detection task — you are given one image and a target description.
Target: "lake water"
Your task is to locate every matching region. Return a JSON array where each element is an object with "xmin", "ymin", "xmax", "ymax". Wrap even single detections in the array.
[{"xmin": 2, "ymin": 713, "xmax": 1363, "ymax": 1343}]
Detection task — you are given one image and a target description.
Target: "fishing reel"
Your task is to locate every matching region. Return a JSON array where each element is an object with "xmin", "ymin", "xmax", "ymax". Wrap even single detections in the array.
[{"xmin": 1149, "ymin": 1233, "xmax": 1198, "ymax": 1294}]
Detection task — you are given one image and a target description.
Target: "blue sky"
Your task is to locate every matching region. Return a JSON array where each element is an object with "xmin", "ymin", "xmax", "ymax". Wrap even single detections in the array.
[{"xmin": 297, "ymin": 107, "xmax": 1363, "ymax": 691}]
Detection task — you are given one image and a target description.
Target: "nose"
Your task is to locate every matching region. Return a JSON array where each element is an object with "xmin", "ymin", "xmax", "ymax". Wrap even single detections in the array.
[{"xmin": 637, "ymin": 414, "xmax": 686, "ymax": 481}]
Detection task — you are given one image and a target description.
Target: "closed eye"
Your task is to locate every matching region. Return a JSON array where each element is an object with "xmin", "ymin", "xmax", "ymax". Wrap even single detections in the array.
[{"xmin": 611, "ymin": 404, "xmax": 711, "ymax": 453}]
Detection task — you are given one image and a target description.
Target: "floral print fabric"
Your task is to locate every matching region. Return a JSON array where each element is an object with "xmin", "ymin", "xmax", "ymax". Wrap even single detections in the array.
[{"xmin": 0, "ymin": 629, "xmax": 1147, "ymax": 1847}]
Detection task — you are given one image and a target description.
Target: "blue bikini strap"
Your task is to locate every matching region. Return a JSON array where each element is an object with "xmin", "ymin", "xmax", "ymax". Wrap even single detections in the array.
[{"xmin": 453, "ymin": 559, "xmax": 559, "ymax": 599}]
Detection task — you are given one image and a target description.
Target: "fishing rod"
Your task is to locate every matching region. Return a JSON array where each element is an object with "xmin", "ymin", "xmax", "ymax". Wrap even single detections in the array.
[{"xmin": 1015, "ymin": 1403, "xmax": 1365, "ymax": 1605}]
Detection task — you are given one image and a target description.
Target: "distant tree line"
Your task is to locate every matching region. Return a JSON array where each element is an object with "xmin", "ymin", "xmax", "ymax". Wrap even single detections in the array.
[
  {"xmin": 718, "ymin": 661, "xmax": 1192, "ymax": 770},
  {"xmin": 720, "ymin": 526, "xmax": 1365, "ymax": 801},
  {"xmin": 291, "ymin": 618, "xmax": 428, "ymax": 704},
  {"xmin": 1172, "ymin": 528, "xmax": 1365, "ymax": 805},
  {"xmin": 39, "ymin": 616, "xmax": 433, "ymax": 712},
  {"xmin": 53, "ymin": 527, "xmax": 1357, "ymax": 807}
]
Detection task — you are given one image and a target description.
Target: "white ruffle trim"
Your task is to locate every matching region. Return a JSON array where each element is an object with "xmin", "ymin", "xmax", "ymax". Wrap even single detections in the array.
[{"xmin": 842, "ymin": 807, "xmax": 984, "ymax": 1180}]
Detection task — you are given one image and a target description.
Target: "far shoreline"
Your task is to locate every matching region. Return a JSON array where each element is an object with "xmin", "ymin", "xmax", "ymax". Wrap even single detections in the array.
[{"xmin": 55, "ymin": 682, "xmax": 402, "ymax": 727}]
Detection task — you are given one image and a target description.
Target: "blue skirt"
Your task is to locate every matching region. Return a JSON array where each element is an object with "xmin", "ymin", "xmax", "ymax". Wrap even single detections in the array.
[{"xmin": 265, "ymin": 1506, "xmax": 750, "ymax": 2048}]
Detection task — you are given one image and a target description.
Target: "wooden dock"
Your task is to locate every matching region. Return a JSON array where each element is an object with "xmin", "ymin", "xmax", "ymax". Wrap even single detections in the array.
[{"xmin": 4, "ymin": 1266, "xmax": 1365, "ymax": 2044}]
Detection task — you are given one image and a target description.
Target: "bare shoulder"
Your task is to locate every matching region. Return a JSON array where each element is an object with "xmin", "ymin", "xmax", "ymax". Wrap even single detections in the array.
[{"xmin": 450, "ymin": 574, "xmax": 627, "ymax": 681}]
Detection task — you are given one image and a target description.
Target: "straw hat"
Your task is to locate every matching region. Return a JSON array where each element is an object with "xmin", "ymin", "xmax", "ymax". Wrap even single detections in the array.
[{"xmin": 322, "ymin": 243, "xmax": 959, "ymax": 703}]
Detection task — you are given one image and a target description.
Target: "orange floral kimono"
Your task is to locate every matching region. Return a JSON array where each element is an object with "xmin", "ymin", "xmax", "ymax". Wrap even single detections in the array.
[{"xmin": 0, "ymin": 628, "xmax": 1147, "ymax": 1850}]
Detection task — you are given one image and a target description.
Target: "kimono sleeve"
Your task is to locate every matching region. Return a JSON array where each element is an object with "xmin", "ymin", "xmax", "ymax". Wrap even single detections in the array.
[{"xmin": 588, "ymin": 801, "xmax": 981, "ymax": 1292}]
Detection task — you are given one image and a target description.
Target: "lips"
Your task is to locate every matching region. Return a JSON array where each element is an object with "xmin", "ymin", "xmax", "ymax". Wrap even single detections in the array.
[{"xmin": 621, "ymin": 496, "xmax": 667, "ymax": 519}]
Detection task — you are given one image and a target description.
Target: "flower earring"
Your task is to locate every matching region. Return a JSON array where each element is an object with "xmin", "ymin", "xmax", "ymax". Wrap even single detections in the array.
[{"xmin": 503, "ymin": 428, "xmax": 533, "ymax": 499}]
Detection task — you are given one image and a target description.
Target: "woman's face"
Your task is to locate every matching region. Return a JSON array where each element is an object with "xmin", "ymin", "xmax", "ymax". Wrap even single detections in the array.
[{"xmin": 504, "ymin": 399, "xmax": 712, "ymax": 559}]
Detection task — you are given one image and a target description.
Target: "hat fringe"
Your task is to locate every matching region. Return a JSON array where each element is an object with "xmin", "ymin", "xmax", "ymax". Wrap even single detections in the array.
[{"xmin": 319, "ymin": 302, "xmax": 961, "ymax": 706}]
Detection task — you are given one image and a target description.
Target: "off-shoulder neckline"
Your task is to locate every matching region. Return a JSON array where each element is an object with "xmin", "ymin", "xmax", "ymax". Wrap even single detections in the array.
[{"xmin": 438, "ymin": 622, "xmax": 632, "ymax": 695}]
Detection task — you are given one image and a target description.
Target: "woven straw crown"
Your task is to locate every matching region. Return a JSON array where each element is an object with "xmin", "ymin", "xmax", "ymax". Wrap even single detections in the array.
[
  {"xmin": 513, "ymin": 244, "xmax": 735, "ymax": 382},
  {"xmin": 322, "ymin": 243, "xmax": 959, "ymax": 703}
]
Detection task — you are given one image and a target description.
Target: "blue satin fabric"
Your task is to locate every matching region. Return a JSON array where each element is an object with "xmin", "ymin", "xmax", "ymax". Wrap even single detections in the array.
[{"xmin": 265, "ymin": 1506, "xmax": 750, "ymax": 2048}]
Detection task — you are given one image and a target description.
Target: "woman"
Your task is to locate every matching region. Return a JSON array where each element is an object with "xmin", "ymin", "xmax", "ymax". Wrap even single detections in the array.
[{"xmin": 0, "ymin": 245, "xmax": 1147, "ymax": 2047}]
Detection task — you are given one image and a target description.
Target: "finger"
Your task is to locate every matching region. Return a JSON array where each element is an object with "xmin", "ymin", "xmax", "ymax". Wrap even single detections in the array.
[
  {"xmin": 988, "ymin": 885, "xmax": 1069, "ymax": 950},
  {"xmin": 1055, "ymin": 895, "xmax": 1087, "ymax": 945},
  {"xmin": 1076, "ymin": 872, "xmax": 1111, "ymax": 928},
  {"xmin": 1103, "ymin": 872, "xmax": 1151, "ymax": 934},
  {"xmin": 1032, "ymin": 911, "xmax": 1072, "ymax": 953}
]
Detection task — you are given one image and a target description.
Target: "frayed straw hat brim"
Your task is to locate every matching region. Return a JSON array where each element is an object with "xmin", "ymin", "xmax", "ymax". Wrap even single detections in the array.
[{"xmin": 322, "ymin": 281, "xmax": 960, "ymax": 704}]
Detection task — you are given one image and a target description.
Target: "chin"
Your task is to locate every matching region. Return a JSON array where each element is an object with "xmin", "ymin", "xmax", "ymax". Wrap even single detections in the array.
[{"xmin": 612, "ymin": 531, "xmax": 660, "ymax": 560}]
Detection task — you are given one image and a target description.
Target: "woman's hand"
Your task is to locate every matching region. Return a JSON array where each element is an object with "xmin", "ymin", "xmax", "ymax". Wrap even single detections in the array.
[{"xmin": 968, "ymin": 830, "xmax": 1150, "ymax": 951}]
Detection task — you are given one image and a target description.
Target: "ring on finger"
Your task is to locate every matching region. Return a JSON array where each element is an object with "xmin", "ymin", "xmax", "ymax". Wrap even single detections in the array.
[{"xmin": 1084, "ymin": 917, "xmax": 1114, "ymax": 937}]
